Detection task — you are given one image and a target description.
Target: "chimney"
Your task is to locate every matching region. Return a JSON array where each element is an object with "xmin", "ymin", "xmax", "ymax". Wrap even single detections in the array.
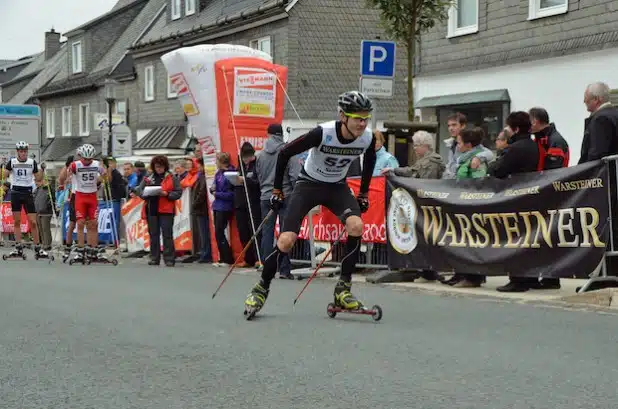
[{"xmin": 44, "ymin": 28, "xmax": 61, "ymax": 60}]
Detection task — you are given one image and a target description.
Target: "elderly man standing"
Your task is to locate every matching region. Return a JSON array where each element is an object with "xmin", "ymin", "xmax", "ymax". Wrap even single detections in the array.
[
  {"xmin": 579, "ymin": 82, "xmax": 618, "ymax": 163},
  {"xmin": 579, "ymin": 82, "xmax": 618, "ymax": 275}
]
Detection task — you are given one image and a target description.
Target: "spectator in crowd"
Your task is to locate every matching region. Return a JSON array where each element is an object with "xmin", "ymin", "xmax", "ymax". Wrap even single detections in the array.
[
  {"xmin": 191, "ymin": 158, "xmax": 212, "ymax": 263},
  {"xmin": 178, "ymin": 157, "xmax": 200, "ymax": 262},
  {"xmin": 174, "ymin": 160, "xmax": 187, "ymax": 181},
  {"xmin": 103, "ymin": 157, "xmax": 126, "ymax": 201},
  {"xmin": 134, "ymin": 155, "xmax": 182, "ymax": 267},
  {"xmin": 123, "ymin": 162, "xmax": 138, "ymax": 192},
  {"xmin": 442, "ymin": 113, "xmax": 494, "ymax": 179},
  {"xmin": 134, "ymin": 161, "xmax": 147, "ymax": 185},
  {"xmin": 494, "ymin": 128, "xmax": 511, "ymax": 158},
  {"xmin": 381, "ymin": 130, "xmax": 445, "ymax": 282},
  {"xmin": 381, "ymin": 130, "xmax": 445, "ymax": 179},
  {"xmin": 529, "ymin": 107, "xmax": 570, "ymax": 169},
  {"xmin": 447, "ymin": 127, "xmax": 489, "ymax": 288},
  {"xmin": 34, "ymin": 177, "xmax": 54, "ymax": 251},
  {"xmin": 579, "ymin": 82, "xmax": 618, "ymax": 275},
  {"xmin": 372, "ymin": 130, "xmax": 399, "ymax": 176},
  {"xmin": 579, "ymin": 82, "xmax": 618, "ymax": 163},
  {"xmin": 488, "ymin": 111, "xmax": 540, "ymax": 292},
  {"xmin": 235, "ymin": 142, "xmax": 262, "ymax": 268},
  {"xmin": 211, "ymin": 152, "xmax": 236, "ymax": 266},
  {"xmin": 256, "ymin": 124, "xmax": 300, "ymax": 279}
]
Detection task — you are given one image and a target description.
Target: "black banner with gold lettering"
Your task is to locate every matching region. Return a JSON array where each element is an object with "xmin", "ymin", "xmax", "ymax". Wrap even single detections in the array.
[{"xmin": 386, "ymin": 161, "xmax": 610, "ymax": 278}]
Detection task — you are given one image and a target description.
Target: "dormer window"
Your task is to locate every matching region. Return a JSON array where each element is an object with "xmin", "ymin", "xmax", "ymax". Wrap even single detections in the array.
[
  {"xmin": 171, "ymin": 0, "xmax": 181, "ymax": 20},
  {"xmin": 72, "ymin": 41, "xmax": 83, "ymax": 73},
  {"xmin": 185, "ymin": 0, "xmax": 196, "ymax": 16}
]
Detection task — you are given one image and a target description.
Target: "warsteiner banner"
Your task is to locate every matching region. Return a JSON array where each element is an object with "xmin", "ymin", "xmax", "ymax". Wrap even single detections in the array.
[{"xmin": 386, "ymin": 161, "xmax": 610, "ymax": 278}]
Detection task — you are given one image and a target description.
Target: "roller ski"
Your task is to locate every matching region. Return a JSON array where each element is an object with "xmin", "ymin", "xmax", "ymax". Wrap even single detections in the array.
[
  {"xmin": 69, "ymin": 247, "xmax": 86, "ymax": 265},
  {"xmin": 62, "ymin": 245, "xmax": 73, "ymax": 263},
  {"xmin": 85, "ymin": 247, "xmax": 118, "ymax": 266},
  {"xmin": 33, "ymin": 245, "xmax": 54, "ymax": 262},
  {"xmin": 326, "ymin": 280, "xmax": 382, "ymax": 321},
  {"xmin": 243, "ymin": 281, "xmax": 269, "ymax": 320},
  {"xmin": 2, "ymin": 244, "xmax": 27, "ymax": 261}
]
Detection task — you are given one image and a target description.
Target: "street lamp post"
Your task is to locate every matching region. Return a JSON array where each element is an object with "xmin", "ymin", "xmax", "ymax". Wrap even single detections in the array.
[{"xmin": 104, "ymin": 79, "xmax": 118, "ymax": 156}]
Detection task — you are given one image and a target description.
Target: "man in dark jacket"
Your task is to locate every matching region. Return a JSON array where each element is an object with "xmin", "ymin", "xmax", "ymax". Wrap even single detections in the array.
[
  {"xmin": 192, "ymin": 158, "xmax": 212, "ymax": 263},
  {"xmin": 579, "ymin": 82, "xmax": 618, "ymax": 163},
  {"xmin": 235, "ymin": 142, "xmax": 262, "ymax": 267},
  {"xmin": 255, "ymin": 124, "xmax": 302, "ymax": 279},
  {"xmin": 579, "ymin": 82, "xmax": 618, "ymax": 276},
  {"xmin": 488, "ymin": 111, "xmax": 541, "ymax": 292},
  {"xmin": 529, "ymin": 107, "xmax": 569, "ymax": 290},
  {"xmin": 530, "ymin": 107, "xmax": 570, "ymax": 170}
]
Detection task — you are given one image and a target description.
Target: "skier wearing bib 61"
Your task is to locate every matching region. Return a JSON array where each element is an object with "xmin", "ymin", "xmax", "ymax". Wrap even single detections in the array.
[
  {"xmin": 2, "ymin": 141, "xmax": 45, "ymax": 259},
  {"xmin": 244, "ymin": 91, "xmax": 380, "ymax": 319}
]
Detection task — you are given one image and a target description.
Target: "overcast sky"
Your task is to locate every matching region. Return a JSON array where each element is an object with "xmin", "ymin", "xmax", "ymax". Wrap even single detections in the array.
[{"xmin": 0, "ymin": 0, "xmax": 118, "ymax": 60}]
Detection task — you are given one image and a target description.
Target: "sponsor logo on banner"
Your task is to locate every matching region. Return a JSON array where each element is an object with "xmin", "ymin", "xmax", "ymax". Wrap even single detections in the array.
[
  {"xmin": 233, "ymin": 67, "xmax": 276, "ymax": 118},
  {"xmin": 387, "ymin": 188, "xmax": 418, "ymax": 254},
  {"xmin": 0, "ymin": 203, "xmax": 29, "ymax": 233},
  {"xmin": 170, "ymin": 73, "xmax": 200, "ymax": 116}
]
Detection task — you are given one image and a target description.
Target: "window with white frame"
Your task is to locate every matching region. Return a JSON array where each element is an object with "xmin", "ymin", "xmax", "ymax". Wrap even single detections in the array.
[
  {"xmin": 71, "ymin": 42, "xmax": 83, "ymax": 73},
  {"xmin": 144, "ymin": 65, "xmax": 155, "ymax": 101},
  {"xmin": 250, "ymin": 36, "xmax": 272, "ymax": 56},
  {"xmin": 115, "ymin": 100, "xmax": 127, "ymax": 115},
  {"xmin": 62, "ymin": 106, "xmax": 72, "ymax": 136},
  {"xmin": 185, "ymin": 0, "xmax": 196, "ymax": 16},
  {"xmin": 79, "ymin": 104, "xmax": 90, "ymax": 136},
  {"xmin": 528, "ymin": 0, "xmax": 568, "ymax": 20},
  {"xmin": 171, "ymin": 0, "xmax": 181, "ymax": 19},
  {"xmin": 168, "ymin": 76, "xmax": 178, "ymax": 98},
  {"xmin": 46, "ymin": 108, "xmax": 55, "ymax": 138},
  {"xmin": 447, "ymin": 0, "xmax": 478, "ymax": 38}
]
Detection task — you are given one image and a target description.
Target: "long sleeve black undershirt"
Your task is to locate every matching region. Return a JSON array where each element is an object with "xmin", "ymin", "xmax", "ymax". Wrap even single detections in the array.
[
  {"xmin": 273, "ymin": 127, "xmax": 323, "ymax": 191},
  {"xmin": 360, "ymin": 136, "xmax": 377, "ymax": 195}
]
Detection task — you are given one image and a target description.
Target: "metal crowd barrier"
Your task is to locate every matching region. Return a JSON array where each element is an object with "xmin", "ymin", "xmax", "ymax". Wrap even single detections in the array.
[{"xmin": 577, "ymin": 154, "xmax": 618, "ymax": 292}]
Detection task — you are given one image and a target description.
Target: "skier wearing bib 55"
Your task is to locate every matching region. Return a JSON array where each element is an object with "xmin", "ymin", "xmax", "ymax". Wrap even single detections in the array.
[
  {"xmin": 67, "ymin": 144, "xmax": 106, "ymax": 263},
  {"xmin": 3, "ymin": 141, "xmax": 45, "ymax": 258},
  {"xmin": 244, "ymin": 91, "xmax": 377, "ymax": 316}
]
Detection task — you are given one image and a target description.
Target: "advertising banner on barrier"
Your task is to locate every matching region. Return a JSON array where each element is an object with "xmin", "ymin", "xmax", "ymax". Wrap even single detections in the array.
[
  {"xmin": 386, "ymin": 161, "xmax": 610, "ymax": 278},
  {"xmin": 121, "ymin": 188, "xmax": 193, "ymax": 252},
  {"xmin": 0, "ymin": 202, "xmax": 29, "ymax": 233},
  {"xmin": 62, "ymin": 200, "xmax": 121, "ymax": 244}
]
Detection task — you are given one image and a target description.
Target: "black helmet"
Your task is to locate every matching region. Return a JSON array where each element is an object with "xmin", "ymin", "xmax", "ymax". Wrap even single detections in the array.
[{"xmin": 338, "ymin": 91, "xmax": 373, "ymax": 114}]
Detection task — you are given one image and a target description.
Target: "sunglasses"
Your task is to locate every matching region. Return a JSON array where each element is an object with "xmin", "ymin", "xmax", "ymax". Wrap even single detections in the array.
[{"xmin": 345, "ymin": 113, "xmax": 372, "ymax": 121}]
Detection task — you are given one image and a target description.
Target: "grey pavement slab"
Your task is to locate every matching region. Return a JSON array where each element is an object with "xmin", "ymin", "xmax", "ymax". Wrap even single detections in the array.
[{"xmin": 0, "ymin": 260, "xmax": 617, "ymax": 409}]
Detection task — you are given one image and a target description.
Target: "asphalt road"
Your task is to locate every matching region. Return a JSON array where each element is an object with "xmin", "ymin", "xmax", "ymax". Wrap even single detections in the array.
[{"xmin": 1, "ymin": 256, "xmax": 617, "ymax": 409}]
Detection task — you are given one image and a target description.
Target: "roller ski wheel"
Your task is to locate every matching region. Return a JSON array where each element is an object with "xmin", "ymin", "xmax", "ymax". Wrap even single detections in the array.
[
  {"xmin": 243, "ymin": 306, "xmax": 259, "ymax": 321},
  {"xmin": 326, "ymin": 303, "xmax": 383, "ymax": 321},
  {"xmin": 2, "ymin": 254, "xmax": 6, "ymax": 261}
]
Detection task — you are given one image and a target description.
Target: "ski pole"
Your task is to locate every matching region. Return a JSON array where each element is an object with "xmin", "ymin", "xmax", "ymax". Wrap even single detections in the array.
[
  {"xmin": 212, "ymin": 209, "xmax": 275, "ymax": 299},
  {"xmin": 42, "ymin": 165, "xmax": 61, "ymax": 252},
  {"xmin": 293, "ymin": 222, "xmax": 348, "ymax": 305}
]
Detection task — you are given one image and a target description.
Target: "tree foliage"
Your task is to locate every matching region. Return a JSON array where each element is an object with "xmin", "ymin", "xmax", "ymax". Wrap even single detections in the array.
[{"xmin": 366, "ymin": 0, "xmax": 454, "ymax": 120}]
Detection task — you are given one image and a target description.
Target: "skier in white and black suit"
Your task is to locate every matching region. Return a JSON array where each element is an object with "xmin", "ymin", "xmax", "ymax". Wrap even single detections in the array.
[{"xmin": 244, "ymin": 91, "xmax": 377, "ymax": 315}]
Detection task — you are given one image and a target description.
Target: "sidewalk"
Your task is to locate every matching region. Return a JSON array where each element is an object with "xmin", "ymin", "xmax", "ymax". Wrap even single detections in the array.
[{"xmin": 358, "ymin": 275, "xmax": 618, "ymax": 311}]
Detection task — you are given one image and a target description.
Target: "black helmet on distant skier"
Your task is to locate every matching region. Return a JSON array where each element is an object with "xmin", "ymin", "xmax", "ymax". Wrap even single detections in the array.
[{"xmin": 338, "ymin": 91, "xmax": 373, "ymax": 114}]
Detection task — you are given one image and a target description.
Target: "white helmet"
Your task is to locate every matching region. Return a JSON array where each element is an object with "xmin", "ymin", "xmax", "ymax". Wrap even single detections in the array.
[
  {"xmin": 81, "ymin": 144, "xmax": 96, "ymax": 159},
  {"xmin": 76, "ymin": 146, "xmax": 84, "ymax": 157},
  {"xmin": 16, "ymin": 141, "xmax": 29, "ymax": 150}
]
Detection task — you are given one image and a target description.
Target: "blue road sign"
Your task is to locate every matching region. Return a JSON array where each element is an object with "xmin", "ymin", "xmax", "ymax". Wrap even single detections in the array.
[
  {"xmin": 0, "ymin": 104, "xmax": 41, "ymax": 118},
  {"xmin": 360, "ymin": 40, "xmax": 396, "ymax": 78}
]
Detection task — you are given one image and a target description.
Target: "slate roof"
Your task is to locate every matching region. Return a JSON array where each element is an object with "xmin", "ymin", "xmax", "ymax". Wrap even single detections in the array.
[
  {"xmin": 34, "ymin": 0, "xmax": 164, "ymax": 98},
  {"xmin": 112, "ymin": 0, "xmax": 141, "ymax": 11},
  {"xmin": 1, "ymin": 53, "xmax": 45, "ymax": 87},
  {"xmin": 64, "ymin": 0, "xmax": 149, "ymax": 37},
  {"xmin": 9, "ymin": 45, "xmax": 67, "ymax": 104},
  {"xmin": 134, "ymin": 126, "xmax": 186, "ymax": 149},
  {"xmin": 133, "ymin": 0, "xmax": 288, "ymax": 49},
  {"xmin": 41, "ymin": 134, "xmax": 104, "ymax": 162}
]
